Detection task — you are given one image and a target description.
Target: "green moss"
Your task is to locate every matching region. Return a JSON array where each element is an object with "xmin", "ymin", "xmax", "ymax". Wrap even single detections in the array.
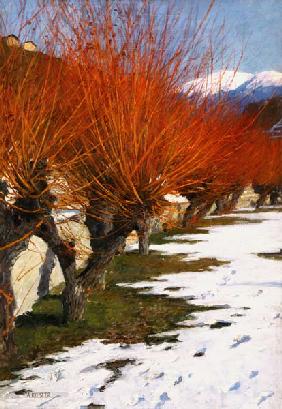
[
  {"xmin": 197, "ymin": 216, "xmax": 262, "ymax": 227},
  {"xmin": 107, "ymin": 251, "xmax": 226, "ymax": 285},
  {"xmin": 150, "ymin": 227, "xmax": 207, "ymax": 245},
  {"xmin": 149, "ymin": 215, "xmax": 261, "ymax": 246}
]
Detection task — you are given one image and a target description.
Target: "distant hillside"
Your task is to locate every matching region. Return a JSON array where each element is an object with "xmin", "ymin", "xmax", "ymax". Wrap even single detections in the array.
[
  {"xmin": 184, "ymin": 70, "xmax": 282, "ymax": 107},
  {"xmin": 243, "ymin": 96, "xmax": 282, "ymax": 130}
]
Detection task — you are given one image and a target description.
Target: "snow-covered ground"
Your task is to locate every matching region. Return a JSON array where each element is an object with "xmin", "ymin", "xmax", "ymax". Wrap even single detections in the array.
[{"xmin": 1, "ymin": 209, "xmax": 281, "ymax": 409}]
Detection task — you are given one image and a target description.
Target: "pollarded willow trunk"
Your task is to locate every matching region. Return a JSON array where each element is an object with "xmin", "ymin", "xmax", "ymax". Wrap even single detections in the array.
[
  {"xmin": 182, "ymin": 182, "xmax": 212, "ymax": 227},
  {"xmin": 62, "ymin": 216, "xmax": 131, "ymax": 322},
  {"xmin": 182, "ymin": 203, "xmax": 194, "ymax": 228},
  {"xmin": 36, "ymin": 217, "xmax": 77, "ymax": 322},
  {"xmin": 0, "ymin": 241, "xmax": 30, "ymax": 363},
  {"xmin": 38, "ymin": 202, "xmax": 133, "ymax": 322},
  {"xmin": 62, "ymin": 280, "xmax": 86, "ymax": 322},
  {"xmin": 228, "ymin": 187, "xmax": 244, "ymax": 212},
  {"xmin": 37, "ymin": 248, "xmax": 56, "ymax": 298},
  {"xmin": 18, "ymin": 159, "xmax": 79, "ymax": 321},
  {"xmin": 0, "ymin": 245, "xmax": 31, "ymax": 363},
  {"xmin": 269, "ymin": 186, "xmax": 281, "ymax": 206},
  {"xmin": 182, "ymin": 196, "xmax": 200, "ymax": 227},
  {"xmin": 213, "ymin": 195, "xmax": 230, "ymax": 215},
  {"xmin": 213, "ymin": 187, "xmax": 244, "ymax": 215},
  {"xmin": 0, "ymin": 181, "xmax": 31, "ymax": 363},
  {"xmin": 253, "ymin": 184, "xmax": 272, "ymax": 209},
  {"xmin": 0, "ymin": 253, "xmax": 17, "ymax": 363},
  {"xmin": 256, "ymin": 190, "xmax": 270, "ymax": 208},
  {"xmin": 195, "ymin": 201, "xmax": 213, "ymax": 220},
  {"xmin": 78, "ymin": 233, "xmax": 130, "ymax": 289},
  {"xmin": 136, "ymin": 211, "xmax": 151, "ymax": 255},
  {"xmin": 83, "ymin": 205, "xmax": 133, "ymax": 288},
  {"xmin": 182, "ymin": 193, "xmax": 211, "ymax": 227}
]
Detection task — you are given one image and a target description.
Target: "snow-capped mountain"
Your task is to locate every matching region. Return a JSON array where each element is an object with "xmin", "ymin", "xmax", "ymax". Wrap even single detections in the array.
[
  {"xmin": 183, "ymin": 70, "xmax": 253, "ymax": 95},
  {"xmin": 184, "ymin": 70, "xmax": 282, "ymax": 106},
  {"xmin": 229, "ymin": 70, "xmax": 282, "ymax": 104}
]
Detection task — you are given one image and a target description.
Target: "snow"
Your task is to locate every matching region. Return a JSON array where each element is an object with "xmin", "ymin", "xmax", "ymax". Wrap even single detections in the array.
[
  {"xmin": 183, "ymin": 70, "xmax": 282, "ymax": 102},
  {"xmin": 1, "ymin": 208, "xmax": 282, "ymax": 409},
  {"xmin": 164, "ymin": 194, "xmax": 188, "ymax": 203},
  {"xmin": 233, "ymin": 71, "xmax": 282, "ymax": 103},
  {"xmin": 183, "ymin": 70, "xmax": 253, "ymax": 95},
  {"xmin": 242, "ymin": 71, "xmax": 282, "ymax": 90}
]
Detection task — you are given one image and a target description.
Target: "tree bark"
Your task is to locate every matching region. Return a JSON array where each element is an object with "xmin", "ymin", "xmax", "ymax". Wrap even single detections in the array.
[
  {"xmin": 269, "ymin": 187, "xmax": 281, "ymax": 206},
  {"xmin": 138, "ymin": 228, "xmax": 150, "ymax": 255},
  {"xmin": 228, "ymin": 187, "xmax": 244, "ymax": 212},
  {"xmin": 37, "ymin": 248, "xmax": 56, "ymax": 298},
  {"xmin": 0, "ymin": 181, "xmax": 30, "ymax": 363},
  {"xmin": 182, "ymin": 203, "xmax": 194, "ymax": 227},
  {"xmin": 213, "ymin": 195, "xmax": 230, "ymax": 215},
  {"xmin": 78, "ymin": 233, "xmax": 129, "ymax": 289},
  {"xmin": 253, "ymin": 184, "xmax": 272, "ymax": 209},
  {"xmin": 0, "ymin": 243, "xmax": 31, "ymax": 362},
  {"xmin": 182, "ymin": 194, "xmax": 211, "ymax": 227},
  {"xmin": 82, "ymin": 205, "xmax": 133, "ymax": 288},
  {"xmin": 0, "ymin": 252, "xmax": 17, "ymax": 364},
  {"xmin": 136, "ymin": 212, "xmax": 150, "ymax": 255},
  {"xmin": 213, "ymin": 187, "xmax": 244, "ymax": 215},
  {"xmin": 195, "ymin": 201, "xmax": 213, "ymax": 219},
  {"xmin": 256, "ymin": 190, "xmax": 270, "ymax": 208},
  {"xmin": 62, "ymin": 281, "xmax": 86, "ymax": 322},
  {"xmin": 36, "ymin": 217, "xmax": 77, "ymax": 322},
  {"xmin": 64, "ymin": 229, "xmax": 129, "ymax": 321},
  {"xmin": 37, "ymin": 201, "xmax": 133, "ymax": 322}
]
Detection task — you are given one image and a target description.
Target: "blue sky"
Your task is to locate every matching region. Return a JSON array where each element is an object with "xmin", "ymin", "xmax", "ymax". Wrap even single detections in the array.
[
  {"xmin": 159, "ymin": 0, "xmax": 282, "ymax": 74},
  {"xmin": 2, "ymin": 0, "xmax": 281, "ymax": 74}
]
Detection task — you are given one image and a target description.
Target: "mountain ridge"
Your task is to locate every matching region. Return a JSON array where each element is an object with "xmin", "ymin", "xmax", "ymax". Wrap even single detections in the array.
[{"xmin": 184, "ymin": 70, "xmax": 282, "ymax": 105}]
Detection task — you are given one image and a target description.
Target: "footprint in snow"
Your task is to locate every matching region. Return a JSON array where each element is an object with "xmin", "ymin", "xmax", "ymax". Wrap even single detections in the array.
[
  {"xmin": 257, "ymin": 391, "xmax": 274, "ymax": 406},
  {"xmin": 89, "ymin": 385, "xmax": 100, "ymax": 397},
  {"xmin": 194, "ymin": 347, "xmax": 206, "ymax": 357},
  {"xmin": 134, "ymin": 396, "xmax": 145, "ymax": 406},
  {"xmin": 120, "ymin": 343, "xmax": 131, "ymax": 349},
  {"xmin": 154, "ymin": 392, "xmax": 170, "ymax": 409},
  {"xmin": 210, "ymin": 320, "xmax": 232, "ymax": 329},
  {"xmin": 220, "ymin": 270, "xmax": 236, "ymax": 286},
  {"xmin": 200, "ymin": 291, "xmax": 214, "ymax": 300},
  {"xmin": 174, "ymin": 376, "xmax": 183, "ymax": 386},
  {"xmin": 220, "ymin": 276, "xmax": 231, "ymax": 286},
  {"xmin": 229, "ymin": 381, "xmax": 241, "ymax": 391},
  {"xmin": 249, "ymin": 370, "xmax": 259, "ymax": 379},
  {"xmin": 49, "ymin": 369, "xmax": 64, "ymax": 381},
  {"xmin": 154, "ymin": 372, "xmax": 165, "ymax": 379},
  {"xmin": 230, "ymin": 335, "xmax": 251, "ymax": 348}
]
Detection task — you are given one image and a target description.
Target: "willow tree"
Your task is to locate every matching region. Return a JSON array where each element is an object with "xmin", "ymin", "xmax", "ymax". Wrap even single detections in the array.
[
  {"xmin": 179, "ymin": 101, "xmax": 273, "ymax": 224},
  {"xmin": 0, "ymin": 32, "xmax": 87, "ymax": 360},
  {"xmin": 206, "ymin": 112, "xmax": 282, "ymax": 214},
  {"xmin": 33, "ymin": 0, "xmax": 236, "ymax": 321},
  {"xmin": 252, "ymin": 136, "xmax": 282, "ymax": 208}
]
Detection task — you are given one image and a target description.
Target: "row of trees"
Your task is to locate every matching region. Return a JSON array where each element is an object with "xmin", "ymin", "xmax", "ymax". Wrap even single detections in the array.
[{"xmin": 0, "ymin": 0, "xmax": 281, "ymax": 363}]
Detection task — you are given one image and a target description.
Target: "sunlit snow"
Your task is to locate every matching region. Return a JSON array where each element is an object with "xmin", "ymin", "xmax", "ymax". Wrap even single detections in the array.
[{"xmin": 1, "ymin": 208, "xmax": 281, "ymax": 409}]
